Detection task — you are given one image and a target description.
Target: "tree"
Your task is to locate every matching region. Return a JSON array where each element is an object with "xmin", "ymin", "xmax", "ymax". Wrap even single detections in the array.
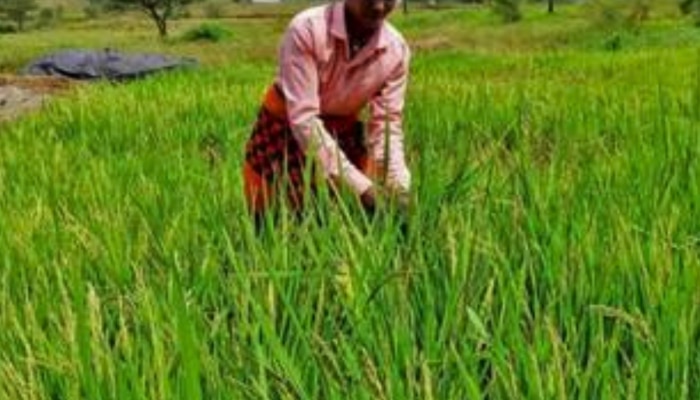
[
  {"xmin": 680, "ymin": 0, "xmax": 700, "ymax": 25},
  {"xmin": 0, "ymin": 0, "xmax": 38, "ymax": 31},
  {"xmin": 680, "ymin": 0, "xmax": 694, "ymax": 14},
  {"xmin": 548, "ymin": 0, "xmax": 554, "ymax": 14},
  {"xmin": 105, "ymin": 0, "xmax": 196, "ymax": 37}
]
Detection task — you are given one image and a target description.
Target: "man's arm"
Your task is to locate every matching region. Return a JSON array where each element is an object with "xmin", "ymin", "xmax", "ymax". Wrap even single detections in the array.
[
  {"xmin": 367, "ymin": 46, "xmax": 411, "ymax": 195},
  {"xmin": 279, "ymin": 18, "xmax": 373, "ymax": 196}
]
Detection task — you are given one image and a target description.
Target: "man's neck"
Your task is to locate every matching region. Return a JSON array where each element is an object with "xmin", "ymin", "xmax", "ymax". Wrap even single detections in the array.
[{"xmin": 344, "ymin": 4, "xmax": 377, "ymax": 43}]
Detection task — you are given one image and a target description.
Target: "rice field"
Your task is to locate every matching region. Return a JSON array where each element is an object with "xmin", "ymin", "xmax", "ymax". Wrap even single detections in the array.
[{"xmin": 1, "ymin": 2, "xmax": 699, "ymax": 398}]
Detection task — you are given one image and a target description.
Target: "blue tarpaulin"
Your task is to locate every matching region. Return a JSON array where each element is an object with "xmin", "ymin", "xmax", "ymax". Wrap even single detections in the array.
[{"xmin": 22, "ymin": 49, "xmax": 197, "ymax": 81}]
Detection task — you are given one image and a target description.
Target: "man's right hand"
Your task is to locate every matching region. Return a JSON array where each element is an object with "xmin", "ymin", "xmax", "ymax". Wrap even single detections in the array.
[{"xmin": 360, "ymin": 187, "xmax": 377, "ymax": 215}]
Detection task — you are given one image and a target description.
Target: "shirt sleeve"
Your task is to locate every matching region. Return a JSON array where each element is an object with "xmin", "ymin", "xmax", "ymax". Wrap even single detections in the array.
[
  {"xmin": 278, "ymin": 18, "xmax": 373, "ymax": 196},
  {"xmin": 367, "ymin": 45, "xmax": 411, "ymax": 194}
]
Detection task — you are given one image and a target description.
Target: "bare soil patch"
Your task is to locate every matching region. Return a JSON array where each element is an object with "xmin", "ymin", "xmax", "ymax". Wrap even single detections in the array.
[{"xmin": 0, "ymin": 75, "xmax": 75, "ymax": 124}]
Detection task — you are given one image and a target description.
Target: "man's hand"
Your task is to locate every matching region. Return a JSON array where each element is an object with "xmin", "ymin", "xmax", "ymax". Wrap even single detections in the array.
[
  {"xmin": 360, "ymin": 187, "xmax": 377, "ymax": 216},
  {"xmin": 360, "ymin": 186, "xmax": 411, "ymax": 229}
]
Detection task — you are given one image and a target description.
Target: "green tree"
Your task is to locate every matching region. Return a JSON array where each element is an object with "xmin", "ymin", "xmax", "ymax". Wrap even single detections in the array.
[
  {"xmin": 0, "ymin": 0, "xmax": 38, "ymax": 31},
  {"xmin": 680, "ymin": 0, "xmax": 694, "ymax": 14},
  {"xmin": 680, "ymin": 0, "xmax": 700, "ymax": 25},
  {"xmin": 104, "ymin": 0, "xmax": 197, "ymax": 37}
]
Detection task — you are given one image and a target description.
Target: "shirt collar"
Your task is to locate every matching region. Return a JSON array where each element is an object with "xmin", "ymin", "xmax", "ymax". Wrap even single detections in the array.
[{"xmin": 329, "ymin": 1, "xmax": 390, "ymax": 50}]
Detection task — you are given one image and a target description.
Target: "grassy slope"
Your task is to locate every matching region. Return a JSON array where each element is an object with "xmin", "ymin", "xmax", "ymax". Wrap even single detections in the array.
[{"xmin": 1, "ymin": 2, "xmax": 699, "ymax": 399}]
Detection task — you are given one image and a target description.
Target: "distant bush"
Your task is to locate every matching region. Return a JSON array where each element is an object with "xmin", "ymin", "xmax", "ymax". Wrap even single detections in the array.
[
  {"xmin": 492, "ymin": 0, "xmax": 521, "ymax": 23},
  {"xmin": 36, "ymin": 6, "xmax": 61, "ymax": 28},
  {"xmin": 680, "ymin": 0, "xmax": 694, "ymax": 15},
  {"xmin": 83, "ymin": 4, "xmax": 100, "ymax": 19},
  {"xmin": 181, "ymin": 23, "xmax": 232, "ymax": 42},
  {"xmin": 36, "ymin": 7, "xmax": 53, "ymax": 26},
  {"xmin": 679, "ymin": 0, "xmax": 700, "ymax": 25},
  {"xmin": 0, "ymin": 23, "xmax": 17, "ymax": 34},
  {"xmin": 603, "ymin": 31, "xmax": 623, "ymax": 51}
]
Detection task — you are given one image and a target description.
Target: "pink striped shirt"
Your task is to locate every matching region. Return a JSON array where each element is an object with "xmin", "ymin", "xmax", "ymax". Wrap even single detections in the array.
[{"xmin": 276, "ymin": 1, "xmax": 411, "ymax": 195}]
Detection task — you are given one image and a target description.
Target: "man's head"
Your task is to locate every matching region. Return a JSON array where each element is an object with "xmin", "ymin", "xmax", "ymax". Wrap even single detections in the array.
[{"xmin": 345, "ymin": 0, "xmax": 397, "ymax": 36}]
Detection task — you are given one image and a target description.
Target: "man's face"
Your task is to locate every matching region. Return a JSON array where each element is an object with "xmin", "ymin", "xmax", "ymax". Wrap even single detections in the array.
[{"xmin": 346, "ymin": 0, "xmax": 397, "ymax": 33}]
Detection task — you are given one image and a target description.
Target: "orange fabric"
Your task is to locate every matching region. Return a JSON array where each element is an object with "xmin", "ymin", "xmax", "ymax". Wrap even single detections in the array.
[
  {"xmin": 243, "ymin": 161, "xmax": 274, "ymax": 214},
  {"xmin": 263, "ymin": 85, "xmax": 287, "ymax": 120},
  {"xmin": 243, "ymin": 86, "xmax": 284, "ymax": 215},
  {"xmin": 244, "ymin": 84, "xmax": 380, "ymax": 215},
  {"xmin": 243, "ymin": 155, "xmax": 381, "ymax": 215}
]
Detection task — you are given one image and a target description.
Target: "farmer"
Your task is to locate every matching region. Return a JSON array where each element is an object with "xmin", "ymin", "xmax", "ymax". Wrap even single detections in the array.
[{"xmin": 243, "ymin": 0, "xmax": 411, "ymax": 220}]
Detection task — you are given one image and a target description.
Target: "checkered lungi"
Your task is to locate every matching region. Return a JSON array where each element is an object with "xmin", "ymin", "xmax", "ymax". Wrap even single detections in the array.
[{"xmin": 243, "ymin": 84, "xmax": 370, "ymax": 214}]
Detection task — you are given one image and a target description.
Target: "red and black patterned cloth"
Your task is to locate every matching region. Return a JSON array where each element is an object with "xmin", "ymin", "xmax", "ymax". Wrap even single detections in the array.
[{"xmin": 244, "ymin": 106, "xmax": 368, "ymax": 188}]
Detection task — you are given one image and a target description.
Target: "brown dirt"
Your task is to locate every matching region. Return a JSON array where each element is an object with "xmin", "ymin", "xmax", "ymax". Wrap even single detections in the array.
[
  {"xmin": 0, "ymin": 75, "xmax": 76, "ymax": 124},
  {"xmin": 0, "ymin": 74, "xmax": 75, "ymax": 93}
]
